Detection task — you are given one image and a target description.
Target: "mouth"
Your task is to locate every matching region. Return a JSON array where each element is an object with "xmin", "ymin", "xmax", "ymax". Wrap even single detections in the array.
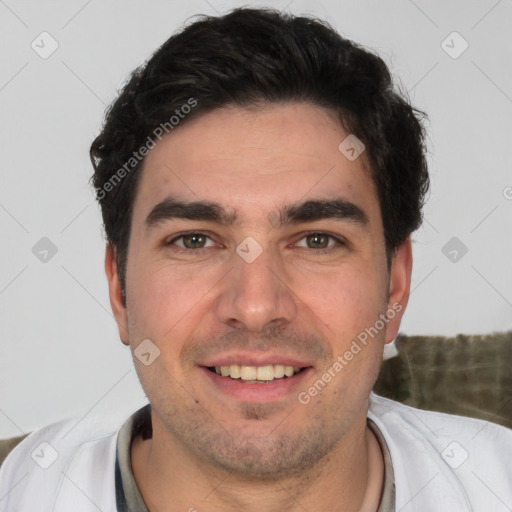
[
  {"xmin": 200, "ymin": 362, "xmax": 312, "ymax": 402},
  {"xmin": 206, "ymin": 364, "xmax": 305, "ymax": 383}
]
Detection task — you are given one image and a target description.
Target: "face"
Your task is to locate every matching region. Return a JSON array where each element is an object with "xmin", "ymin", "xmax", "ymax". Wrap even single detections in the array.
[{"xmin": 106, "ymin": 102, "xmax": 411, "ymax": 478}]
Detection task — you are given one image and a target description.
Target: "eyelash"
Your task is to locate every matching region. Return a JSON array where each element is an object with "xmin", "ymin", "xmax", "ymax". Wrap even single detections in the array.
[{"xmin": 164, "ymin": 231, "xmax": 346, "ymax": 255}]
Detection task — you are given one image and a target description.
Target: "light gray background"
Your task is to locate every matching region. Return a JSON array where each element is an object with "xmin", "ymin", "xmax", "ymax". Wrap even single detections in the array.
[{"xmin": 1, "ymin": 0, "xmax": 511, "ymax": 436}]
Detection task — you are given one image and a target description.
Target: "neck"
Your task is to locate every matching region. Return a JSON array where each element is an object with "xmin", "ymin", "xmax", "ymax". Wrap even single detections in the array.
[{"xmin": 131, "ymin": 412, "xmax": 384, "ymax": 512}]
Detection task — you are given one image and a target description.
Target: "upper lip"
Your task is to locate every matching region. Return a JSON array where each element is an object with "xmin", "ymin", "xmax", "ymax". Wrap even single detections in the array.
[{"xmin": 199, "ymin": 351, "xmax": 313, "ymax": 368}]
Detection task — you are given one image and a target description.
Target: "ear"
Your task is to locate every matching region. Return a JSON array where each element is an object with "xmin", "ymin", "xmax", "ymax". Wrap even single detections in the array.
[
  {"xmin": 384, "ymin": 237, "xmax": 412, "ymax": 344},
  {"xmin": 105, "ymin": 243, "xmax": 129, "ymax": 345}
]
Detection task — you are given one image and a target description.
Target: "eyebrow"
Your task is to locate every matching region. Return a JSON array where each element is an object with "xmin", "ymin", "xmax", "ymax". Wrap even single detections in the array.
[{"xmin": 144, "ymin": 196, "xmax": 369, "ymax": 231}]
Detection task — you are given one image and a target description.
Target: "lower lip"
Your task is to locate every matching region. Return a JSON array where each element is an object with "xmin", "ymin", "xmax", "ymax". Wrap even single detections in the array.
[{"xmin": 200, "ymin": 367, "xmax": 312, "ymax": 402}]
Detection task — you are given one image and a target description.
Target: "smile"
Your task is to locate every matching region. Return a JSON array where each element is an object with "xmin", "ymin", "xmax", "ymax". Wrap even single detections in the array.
[{"xmin": 208, "ymin": 364, "xmax": 304, "ymax": 382}]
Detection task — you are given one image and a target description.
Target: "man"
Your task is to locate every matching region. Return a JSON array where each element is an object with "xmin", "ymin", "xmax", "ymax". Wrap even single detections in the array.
[{"xmin": 1, "ymin": 7, "xmax": 511, "ymax": 512}]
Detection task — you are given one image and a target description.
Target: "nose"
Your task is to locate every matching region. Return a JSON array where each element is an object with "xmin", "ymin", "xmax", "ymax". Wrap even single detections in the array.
[{"xmin": 213, "ymin": 240, "xmax": 298, "ymax": 333}]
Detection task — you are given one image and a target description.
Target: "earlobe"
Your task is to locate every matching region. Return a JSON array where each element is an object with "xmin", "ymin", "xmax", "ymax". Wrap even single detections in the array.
[
  {"xmin": 385, "ymin": 238, "xmax": 413, "ymax": 343},
  {"xmin": 104, "ymin": 244, "xmax": 130, "ymax": 345}
]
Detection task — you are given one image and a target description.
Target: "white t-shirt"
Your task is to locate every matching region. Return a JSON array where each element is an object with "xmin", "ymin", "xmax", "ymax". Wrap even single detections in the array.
[{"xmin": 0, "ymin": 393, "xmax": 511, "ymax": 511}]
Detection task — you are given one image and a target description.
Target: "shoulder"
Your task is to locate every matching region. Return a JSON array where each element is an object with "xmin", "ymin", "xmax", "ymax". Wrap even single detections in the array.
[
  {"xmin": 0, "ymin": 413, "xmax": 118, "ymax": 474},
  {"xmin": 0, "ymin": 433, "xmax": 31, "ymax": 469},
  {"xmin": 369, "ymin": 392, "xmax": 512, "ymax": 442},
  {"xmin": 368, "ymin": 393, "xmax": 512, "ymax": 511},
  {"xmin": 0, "ymin": 411, "xmax": 134, "ymax": 510}
]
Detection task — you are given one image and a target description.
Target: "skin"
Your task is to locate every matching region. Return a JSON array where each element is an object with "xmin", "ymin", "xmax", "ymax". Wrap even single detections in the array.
[{"xmin": 105, "ymin": 102, "xmax": 412, "ymax": 511}]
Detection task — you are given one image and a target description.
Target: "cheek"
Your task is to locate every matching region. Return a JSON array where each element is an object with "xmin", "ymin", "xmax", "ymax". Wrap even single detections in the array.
[
  {"xmin": 125, "ymin": 267, "xmax": 200, "ymax": 390},
  {"xmin": 126, "ymin": 258, "xmax": 218, "ymax": 342},
  {"xmin": 295, "ymin": 261, "xmax": 387, "ymax": 337}
]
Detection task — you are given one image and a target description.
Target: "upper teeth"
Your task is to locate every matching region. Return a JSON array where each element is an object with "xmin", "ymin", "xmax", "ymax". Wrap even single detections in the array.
[{"xmin": 214, "ymin": 364, "xmax": 301, "ymax": 381}]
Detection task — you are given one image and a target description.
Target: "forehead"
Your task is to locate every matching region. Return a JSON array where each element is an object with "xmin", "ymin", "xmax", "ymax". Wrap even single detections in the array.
[{"xmin": 133, "ymin": 102, "xmax": 379, "ymax": 226}]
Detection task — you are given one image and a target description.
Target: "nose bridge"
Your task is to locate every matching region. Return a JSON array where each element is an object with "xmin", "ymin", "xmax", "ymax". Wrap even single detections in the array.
[{"xmin": 214, "ymin": 238, "xmax": 298, "ymax": 332}]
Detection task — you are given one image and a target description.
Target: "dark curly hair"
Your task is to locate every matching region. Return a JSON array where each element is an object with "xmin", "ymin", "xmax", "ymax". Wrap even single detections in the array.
[{"xmin": 90, "ymin": 7, "xmax": 430, "ymax": 304}]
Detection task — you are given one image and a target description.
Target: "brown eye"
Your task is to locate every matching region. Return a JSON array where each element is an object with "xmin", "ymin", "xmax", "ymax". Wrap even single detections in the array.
[
  {"xmin": 306, "ymin": 233, "xmax": 329, "ymax": 249},
  {"xmin": 296, "ymin": 232, "xmax": 342, "ymax": 251},
  {"xmin": 181, "ymin": 233, "xmax": 207, "ymax": 249},
  {"xmin": 166, "ymin": 233, "xmax": 215, "ymax": 250}
]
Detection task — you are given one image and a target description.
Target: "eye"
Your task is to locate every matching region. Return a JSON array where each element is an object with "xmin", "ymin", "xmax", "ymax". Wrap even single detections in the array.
[
  {"xmin": 295, "ymin": 232, "xmax": 345, "ymax": 253},
  {"xmin": 164, "ymin": 231, "xmax": 345, "ymax": 254},
  {"xmin": 165, "ymin": 232, "xmax": 216, "ymax": 250}
]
